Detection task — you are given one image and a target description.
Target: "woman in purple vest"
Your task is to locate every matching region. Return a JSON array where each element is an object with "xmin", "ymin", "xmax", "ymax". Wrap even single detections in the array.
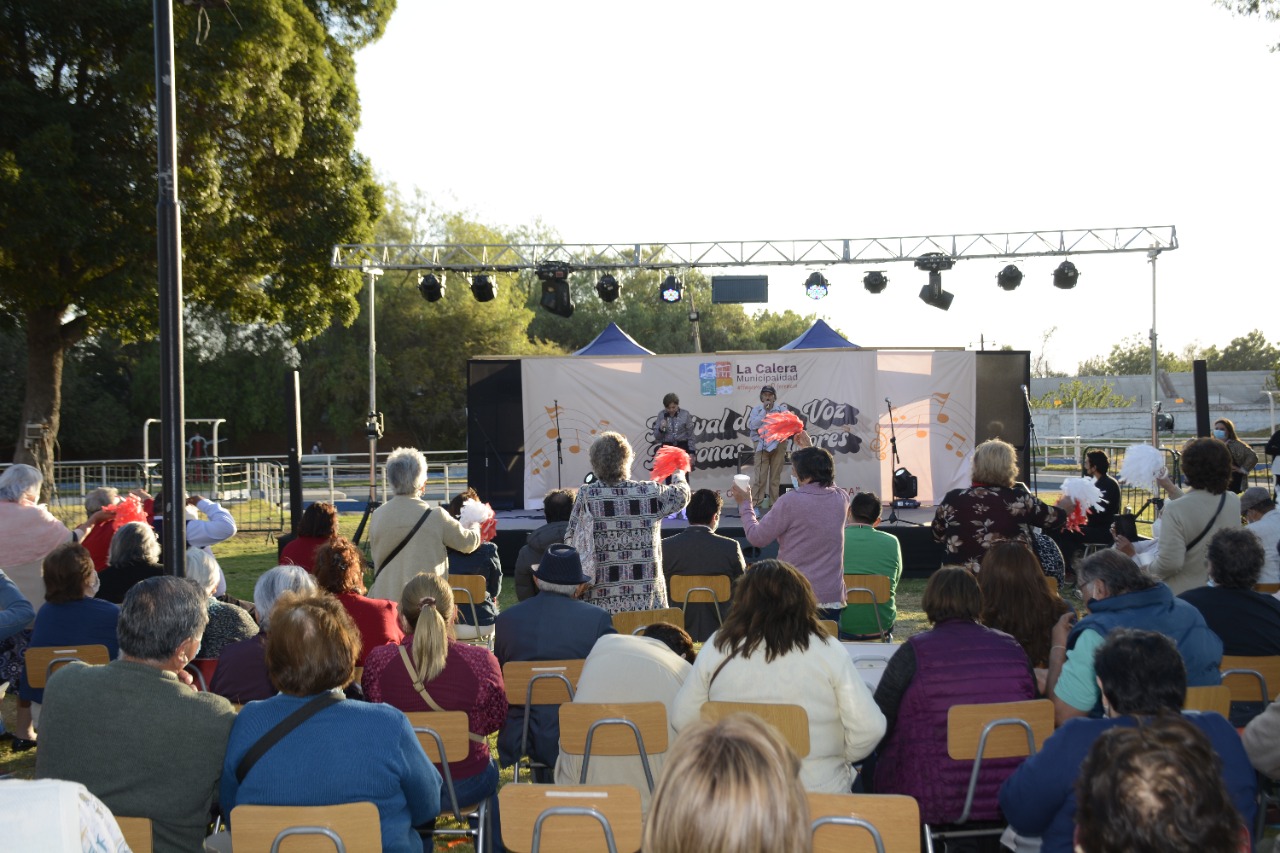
[{"xmin": 871, "ymin": 566, "xmax": 1035, "ymax": 825}]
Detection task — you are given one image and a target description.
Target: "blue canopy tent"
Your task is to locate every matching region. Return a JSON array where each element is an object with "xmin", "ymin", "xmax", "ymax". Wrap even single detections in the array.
[
  {"xmin": 778, "ymin": 318, "xmax": 858, "ymax": 350},
  {"xmin": 573, "ymin": 322, "xmax": 655, "ymax": 355}
]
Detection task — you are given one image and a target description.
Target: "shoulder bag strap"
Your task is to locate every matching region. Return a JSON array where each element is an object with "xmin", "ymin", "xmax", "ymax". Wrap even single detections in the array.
[
  {"xmin": 397, "ymin": 645, "xmax": 485, "ymax": 743},
  {"xmin": 706, "ymin": 649, "xmax": 738, "ymax": 695},
  {"xmin": 235, "ymin": 692, "xmax": 343, "ymax": 784},
  {"xmin": 373, "ymin": 508, "xmax": 431, "ymax": 582},
  {"xmin": 1185, "ymin": 492, "xmax": 1228, "ymax": 552}
]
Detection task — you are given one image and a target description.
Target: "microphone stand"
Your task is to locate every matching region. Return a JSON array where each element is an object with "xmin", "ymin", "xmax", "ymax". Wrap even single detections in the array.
[
  {"xmin": 886, "ymin": 398, "xmax": 903, "ymax": 524},
  {"xmin": 553, "ymin": 399, "xmax": 564, "ymax": 490},
  {"xmin": 1022, "ymin": 386, "xmax": 1039, "ymax": 496}
]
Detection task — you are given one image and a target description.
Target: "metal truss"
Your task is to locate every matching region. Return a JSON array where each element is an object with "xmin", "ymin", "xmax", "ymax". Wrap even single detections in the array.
[{"xmin": 331, "ymin": 225, "xmax": 1177, "ymax": 273}]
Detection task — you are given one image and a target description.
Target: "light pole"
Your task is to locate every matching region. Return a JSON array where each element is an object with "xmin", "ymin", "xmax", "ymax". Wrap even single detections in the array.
[
  {"xmin": 364, "ymin": 264, "xmax": 384, "ymax": 508},
  {"xmin": 1148, "ymin": 246, "xmax": 1162, "ymax": 447}
]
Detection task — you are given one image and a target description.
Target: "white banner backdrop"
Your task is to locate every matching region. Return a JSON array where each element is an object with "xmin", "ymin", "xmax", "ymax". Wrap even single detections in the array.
[{"xmin": 519, "ymin": 350, "xmax": 976, "ymax": 509}]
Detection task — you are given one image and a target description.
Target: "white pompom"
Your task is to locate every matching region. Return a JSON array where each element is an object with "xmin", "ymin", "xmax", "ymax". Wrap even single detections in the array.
[
  {"xmin": 1119, "ymin": 445, "xmax": 1165, "ymax": 485},
  {"xmin": 1061, "ymin": 476, "xmax": 1106, "ymax": 512},
  {"xmin": 458, "ymin": 498, "xmax": 492, "ymax": 529}
]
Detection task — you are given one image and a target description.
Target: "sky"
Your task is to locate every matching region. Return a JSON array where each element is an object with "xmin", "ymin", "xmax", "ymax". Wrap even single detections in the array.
[{"xmin": 351, "ymin": 0, "xmax": 1278, "ymax": 375}]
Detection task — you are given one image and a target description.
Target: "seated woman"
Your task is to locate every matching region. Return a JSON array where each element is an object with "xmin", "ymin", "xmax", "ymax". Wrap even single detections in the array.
[
  {"xmin": 871, "ymin": 566, "xmax": 1035, "ymax": 825},
  {"xmin": 279, "ymin": 501, "xmax": 339, "ymax": 572},
  {"xmin": 15, "ymin": 543, "xmax": 119, "ymax": 749},
  {"xmin": 363, "ymin": 572, "xmax": 506, "ymax": 843},
  {"xmin": 313, "ymin": 537, "xmax": 403, "ymax": 665},
  {"xmin": 978, "ymin": 542, "xmax": 1073, "ymax": 673},
  {"xmin": 443, "ymin": 489, "xmax": 502, "ymax": 641},
  {"xmin": 185, "ymin": 548, "xmax": 258, "ymax": 659},
  {"xmin": 220, "ymin": 592, "xmax": 442, "ymax": 853},
  {"xmin": 1179, "ymin": 527, "xmax": 1280, "ymax": 657},
  {"xmin": 1001, "ymin": 629, "xmax": 1256, "ymax": 853},
  {"xmin": 672, "ymin": 559, "xmax": 885, "ymax": 793},
  {"xmin": 95, "ymin": 521, "xmax": 163, "ymax": 604},
  {"xmin": 643, "ymin": 714, "xmax": 811, "ymax": 853},
  {"xmin": 209, "ymin": 565, "xmax": 317, "ymax": 704}
]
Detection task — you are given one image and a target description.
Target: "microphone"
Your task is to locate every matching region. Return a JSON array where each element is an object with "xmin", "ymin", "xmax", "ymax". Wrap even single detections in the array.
[{"xmin": 884, "ymin": 397, "xmax": 892, "ymax": 406}]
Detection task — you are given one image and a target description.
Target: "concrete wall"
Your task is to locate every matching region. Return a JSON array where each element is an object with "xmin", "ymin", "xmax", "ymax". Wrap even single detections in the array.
[{"xmin": 1033, "ymin": 404, "xmax": 1278, "ymax": 442}]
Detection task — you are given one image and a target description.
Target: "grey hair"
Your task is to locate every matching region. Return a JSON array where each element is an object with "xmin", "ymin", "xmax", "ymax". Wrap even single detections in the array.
[
  {"xmin": 386, "ymin": 447, "xmax": 428, "ymax": 496},
  {"xmin": 184, "ymin": 547, "xmax": 221, "ymax": 596},
  {"xmin": 589, "ymin": 432, "xmax": 633, "ymax": 484},
  {"xmin": 109, "ymin": 521, "xmax": 161, "ymax": 566},
  {"xmin": 1078, "ymin": 549, "xmax": 1158, "ymax": 596},
  {"xmin": 118, "ymin": 575, "xmax": 210, "ymax": 661},
  {"xmin": 0, "ymin": 464, "xmax": 43, "ymax": 503},
  {"xmin": 253, "ymin": 565, "xmax": 318, "ymax": 631},
  {"xmin": 85, "ymin": 487, "xmax": 119, "ymax": 514},
  {"xmin": 534, "ymin": 577, "xmax": 582, "ymax": 596}
]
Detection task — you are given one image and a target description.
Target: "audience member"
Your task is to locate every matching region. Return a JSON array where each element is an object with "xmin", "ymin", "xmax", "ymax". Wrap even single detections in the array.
[
  {"xmin": 1240, "ymin": 487, "xmax": 1280, "ymax": 584},
  {"xmin": 0, "ymin": 778, "xmax": 129, "ymax": 852},
  {"xmin": 494, "ymin": 544, "xmax": 615, "ymax": 779},
  {"xmin": 871, "ymin": 566, "xmax": 1035, "ymax": 823},
  {"xmin": 1047, "ymin": 550, "xmax": 1222, "ymax": 726},
  {"xmin": 209, "ymin": 565, "xmax": 317, "ymax": 704},
  {"xmin": 1001, "ymin": 629, "xmax": 1257, "ymax": 853},
  {"xmin": 363, "ymin": 572, "xmax": 506, "ymax": 845},
  {"xmin": 555, "ymin": 626, "xmax": 695, "ymax": 812},
  {"xmin": 367, "ymin": 446, "xmax": 481, "ymax": 600},
  {"xmin": 1215, "ymin": 417, "xmax": 1258, "ymax": 494},
  {"xmin": 36, "ymin": 576, "xmax": 236, "ymax": 853},
  {"xmin": 978, "ymin": 542, "xmax": 1073, "ymax": 669},
  {"xmin": 839, "ymin": 491, "xmax": 903, "ymax": 640},
  {"xmin": 185, "ymin": 548, "xmax": 258, "ymax": 659},
  {"xmin": 1074, "ymin": 714, "xmax": 1249, "ymax": 853},
  {"xmin": 278, "ymin": 500, "xmax": 339, "ymax": 572},
  {"xmin": 1049, "ymin": 450, "xmax": 1121, "ymax": 571},
  {"xmin": 513, "ymin": 488, "xmax": 575, "ymax": 601},
  {"xmin": 219, "ymin": 593, "xmax": 441, "ymax": 853},
  {"xmin": 16, "ymin": 544, "xmax": 119, "ymax": 749},
  {"xmin": 1149, "ymin": 437, "xmax": 1241, "ymax": 593},
  {"xmin": 95, "ymin": 521, "xmax": 163, "ymax": 604},
  {"xmin": 0, "ymin": 563, "xmax": 35, "ymax": 744},
  {"xmin": 314, "ymin": 536, "xmax": 403, "ymax": 664},
  {"xmin": 733, "ymin": 442, "xmax": 851, "ymax": 622},
  {"xmin": 1180, "ymin": 527, "xmax": 1280, "ymax": 656},
  {"xmin": 1243, "ymin": 695, "xmax": 1280, "ymax": 778},
  {"xmin": 673, "ymin": 559, "xmax": 884, "ymax": 793},
  {"xmin": 444, "ymin": 488, "xmax": 502, "ymax": 641},
  {"xmin": 932, "ymin": 439, "xmax": 1073, "ymax": 572},
  {"xmin": 0, "ymin": 464, "xmax": 74, "ymax": 610},
  {"xmin": 642, "ymin": 714, "xmax": 812, "ymax": 853},
  {"xmin": 78, "ymin": 487, "xmax": 124, "ymax": 570},
  {"xmin": 566, "ymin": 431, "xmax": 689, "ymax": 613},
  {"xmin": 661, "ymin": 489, "xmax": 746, "ymax": 641}
]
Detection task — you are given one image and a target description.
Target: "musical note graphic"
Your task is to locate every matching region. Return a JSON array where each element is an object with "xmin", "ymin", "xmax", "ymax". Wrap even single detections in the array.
[
  {"xmin": 568, "ymin": 429, "xmax": 582, "ymax": 454},
  {"xmin": 530, "ymin": 448, "xmax": 549, "ymax": 474},
  {"xmin": 944, "ymin": 431, "xmax": 969, "ymax": 458},
  {"xmin": 545, "ymin": 427, "xmax": 559, "ymax": 440},
  {"xmin": 932, "ymin": 392, "xmax": 951, "ymax": 424},
  {"xmin": 544, "ymin": 403, "xmax": 564, "ymax": 419}
]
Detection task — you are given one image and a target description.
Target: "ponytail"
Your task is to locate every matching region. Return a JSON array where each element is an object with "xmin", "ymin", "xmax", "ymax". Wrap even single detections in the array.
[{"xmin": 399, "ymin": 573, "xmax": 455, "ymax": 683}]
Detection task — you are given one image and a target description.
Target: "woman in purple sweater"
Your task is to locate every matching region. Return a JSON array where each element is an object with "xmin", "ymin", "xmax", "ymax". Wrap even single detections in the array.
[{"xmin": 731, "ymin": 437, "xmax": 850, "ymax": 621}]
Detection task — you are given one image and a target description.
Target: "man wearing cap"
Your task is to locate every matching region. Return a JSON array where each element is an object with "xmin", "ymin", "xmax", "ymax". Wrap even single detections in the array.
[
  {"xmin": 746, "ymin": 385, "xmax": 793, "ymax": 511},
  {"xmin": 494, "ymin": 544, "xmax": 615, "ymax": 780},
  {"xmin": 1240, "ymin": 487, "xmax": 1280, "ymax": 585}
]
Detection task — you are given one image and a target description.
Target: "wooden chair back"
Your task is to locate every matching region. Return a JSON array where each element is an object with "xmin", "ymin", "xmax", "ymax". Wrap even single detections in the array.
[
  {"xmin": 818, "ymin": 620, "xmax": 839, "ymax": 638},
  {"xmin": 845, "ymin": 574, "xmax": 891, "ymax": 605},
  {"xmin": 1255, "ymin": 582, "xmax": 1280, "ymax": 594},
  {"xmin": 503, "ymin": 659, "xmax": 584, "ymax": 707},
  {"xmin": 946, "ymin": 699, "xmax": 1053, "ymax": 761},
  {"xmin": 404, "ymin": 710, "xmax": 471, "ymax": 765},
  {"xmin": 230, "ymin": 802, "xmax": 382, "ymax": 853},
  {"xmin": 808, "ymin": 792, "xmax": 921, "ymax": 853},
  {"xmin": 669, "ymin": 574, "xmax": 731, "ymax": 606},
  {"xmin": 1184, "ymin": 685, "xmax": 1233, "ymax": 717},
  {"xmin": 1220, "ymin": 655, "xmax": 1280, "ymax": 703},
  {"xmin": 115, "ymin": 817, "xmax": 153, "ymax": 853},
  {"xmin": 700, "ymin": 701, "xmax": 810, "ymax": 757},
  {"xmin": 450, "ymin": 573, "xmax": 488, "ymax": 630},
  {"xmin": 559, "ymin": 702, "xmax": 669, "ymax": 756},
  {"xmin": 24, "ymin": 644, "xmax": 110, "ymax": 689},
  {"xmin": 499, "ymin": 784, "xmax": 642, "ymax": 853},
  {"xmin": 1043, "ymin": 575, "xmax": 1059, "ymax": 595},
  {"xmin": 612, "ymin": 607, "xmax": 683, "ymax": 636}
]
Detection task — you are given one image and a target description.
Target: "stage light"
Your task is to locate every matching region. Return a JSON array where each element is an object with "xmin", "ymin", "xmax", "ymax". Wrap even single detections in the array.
[
  {"xmin": 918, "ymin": 272, "xmax": 954, "ymax": 311},
  {"xmin": 470, "ymin": 273, "xmax": 497, "ymax": 302},
  {"xmin": 659, "ymin": 274, "xmax": 683, "ymax": 303},
  {"xmin": 1053, "ymin": 260, "xmax": 1079, "ymax": 289},
  {"xmin": 536, "ymin": 261, "xmax": 574, "ymax": 317},
  {"xmin": 596, "ymin": 273, "xmax": 621, "ymax": 302},
  {"xmin": 996, "ymin": 264, "xmax": 1023, "ymax": 291},
  {"xmin": 913, "ymin": 252, "xmax": 955, "ymax": 273},
  {"xmin": 892, "ymin": 466, "xmax": 918, "ymax": 501},
  {"xmin": 863, "ymin": 271, "xmax": 888, "ymax": 294},
  {"xmin": 416, "ymin": 273, "xmax": 445, "ymax": 302},
  {"xmin": 804, "ymin": 271, "xmax": 829, "ymax": 300}
]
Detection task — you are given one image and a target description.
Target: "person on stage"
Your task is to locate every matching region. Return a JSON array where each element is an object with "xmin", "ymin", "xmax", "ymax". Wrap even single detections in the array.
[
  {"xmin": 746, "ymin": 385, "xmax": 792, "ymax": 511},
  {"xmin": 656, "ymin": 393, "xmax": 697, "ymax": 454}
]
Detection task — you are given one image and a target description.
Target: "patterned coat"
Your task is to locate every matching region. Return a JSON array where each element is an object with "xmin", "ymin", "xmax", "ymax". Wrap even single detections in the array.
[{"xmin": 931, "ymin": 484, "xmax": 1066, "ymax": 571}]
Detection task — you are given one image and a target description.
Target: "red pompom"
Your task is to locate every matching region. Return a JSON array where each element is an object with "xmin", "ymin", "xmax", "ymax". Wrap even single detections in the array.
[
  {"xmin": 651, "ymin": 445, "xmax": 692, "ymax": 481},
  {"xmin": 105, "ymin": 495, "xmax": 148, "ymax": 526},
  {"xmin": 1063, "ymin": 502, "xmax": 1089, "ymax": 534},
  {"xmin": 480, "ymin": 514, "xmax": 498, "ymax": 543},
  {"xmin": 760, "ymin": 411, "xmax": 805, "ymax": 444}
]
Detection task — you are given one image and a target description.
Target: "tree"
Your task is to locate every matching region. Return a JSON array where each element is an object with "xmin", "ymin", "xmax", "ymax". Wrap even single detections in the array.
[
  {"xmin": 0, "ymin": 1, "xmax": 389, "ymax": 492},
  {"xmin": 1032, "ymin": 326, "xmax": 1068, "ymax": 378},
  {"xmin": 1077, "ymin": 335, "xmax": 1190, "ymax": 376},
  {"xmin": 1198, "ymin": 330, "xmax": 1280, "ymax": 372},
  {"xmin": 1033, "ymin": 380, "xmax": 1136, "ymax": 409},
  {"xmin": 1216, "ymin": 0, "xmax": 1280, "ymax": 50}
]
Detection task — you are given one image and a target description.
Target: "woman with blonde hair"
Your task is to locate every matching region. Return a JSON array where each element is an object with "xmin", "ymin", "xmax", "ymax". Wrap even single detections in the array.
[
  {"xmin": 362, "ymin": 572, "xmax": 507, "ymax": 844},
  {"xmin": 643, "ymin": 714, "xmax": 811, "ymax": 853}
]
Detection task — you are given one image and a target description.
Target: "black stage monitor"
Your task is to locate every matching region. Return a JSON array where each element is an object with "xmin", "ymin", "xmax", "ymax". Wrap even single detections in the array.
[{"xmin": 712, "ymin": 275, "xmax": 769, "ymax": 304}]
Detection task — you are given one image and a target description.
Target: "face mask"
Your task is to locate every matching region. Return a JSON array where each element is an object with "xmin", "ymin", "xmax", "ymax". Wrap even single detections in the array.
[
  {"xmin": 1213, "ymin": 429, "xmax": 1226, "ymax": 440},
  {"xmin": 791, "ymin": 476, "xmax": 800, "ymax": 490}
]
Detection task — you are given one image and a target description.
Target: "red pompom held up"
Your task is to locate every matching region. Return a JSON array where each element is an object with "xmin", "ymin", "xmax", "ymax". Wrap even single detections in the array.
[
  {"xmin": 650, "ymin": 445, "xmax": 692, "ymax": 481},
  {"xmin": 480, "ymin": 513, "xmax": 498, "ymax": 543},
  {"xmin": 1064, "ymin": 502, "xmax": 1089, "ymax": 534},
  {"xmin": 105, "ymin": 494, "xmax": 148, "ymax": 526},
  {"xmin": 759, "ymin": 411, "xmax": 805, "ymax": 445}
]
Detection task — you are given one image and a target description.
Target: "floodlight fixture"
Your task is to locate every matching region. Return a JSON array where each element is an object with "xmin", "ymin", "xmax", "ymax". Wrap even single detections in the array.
[
  {"xmin": 918, "ymin": 272, "xmax": 954, "ymax": 311},
  {"xmin": 1053, "ymin": 260, "xmax": 1079, "ymax": 289},
  {"xmin": 802, "ymin": 271, "xmax": 829, "ymax": 300},
  {"xmin": 596, "ymin": 273, "xmax": 621, "ymax": 302},
  {"xmin": 659, "ymin": 274, "xmax": 683, "ymax": 303},
  {"xmin": 913, "ymin": 252, "xmax": 955, "ymax": 273},
  {"xmin": 863, "ymin": 271, "xmax": 888, "ymax": 294},
  {"xmin": 417, "ymin": 273, "xmax": 445, "ymax": 303},
  {"xmin": 470, "ymin": 273, "xmax": 498, "ymax": 302},
  {"xmin": 996, "ymin": 264, "xmax": 1024, "ymax": 291},
  {"xmin": 892, "ymin": 466, "xmax": 919, "ymax": 500},
  {"xmin": 536, "ymin": 261, "xmax": 574, "ymax": 317}
]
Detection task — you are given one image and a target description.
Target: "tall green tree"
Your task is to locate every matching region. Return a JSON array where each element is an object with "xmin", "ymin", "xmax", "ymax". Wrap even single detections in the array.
[
  {"xmin": 1033, "ymin": 379, "xmax": 1136, "ymax": 409},
  {"xmin": 1077, "ymin": 335, "xmax": 1191, "ymax": 375},
  {"xmin": 0, "ymin": 0, "xmax": 390, "ymax": 490},
  {"xmin": 1199, "ymin": 330, "xmax": 1280, "ymax": 372},
  {"xmin": 1216, "ymin": 0, "xmax": 1280, "ymax": 49}
]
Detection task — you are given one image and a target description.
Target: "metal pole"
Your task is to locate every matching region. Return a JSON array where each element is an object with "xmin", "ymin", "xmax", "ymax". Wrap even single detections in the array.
[
  {"xmin": 155, "ymin": 0, "xmax": 186, "ymax": 572},
  {"xmin": 364, "ymin": 265, "xmax": 383, "ymax": 507},
  {"xmin": 1148, "ymin": 246, "xmax": 1161, "ymax": 448},
  {"xmin": 689, "ymin": 296, "xmax": 702, "ymax": 353}
]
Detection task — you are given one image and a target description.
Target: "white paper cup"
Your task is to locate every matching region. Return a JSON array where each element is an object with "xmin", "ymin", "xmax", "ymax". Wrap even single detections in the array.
[{"xmin": 733, "ymin": 474, "xmax": 750, "ymax": 490}]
